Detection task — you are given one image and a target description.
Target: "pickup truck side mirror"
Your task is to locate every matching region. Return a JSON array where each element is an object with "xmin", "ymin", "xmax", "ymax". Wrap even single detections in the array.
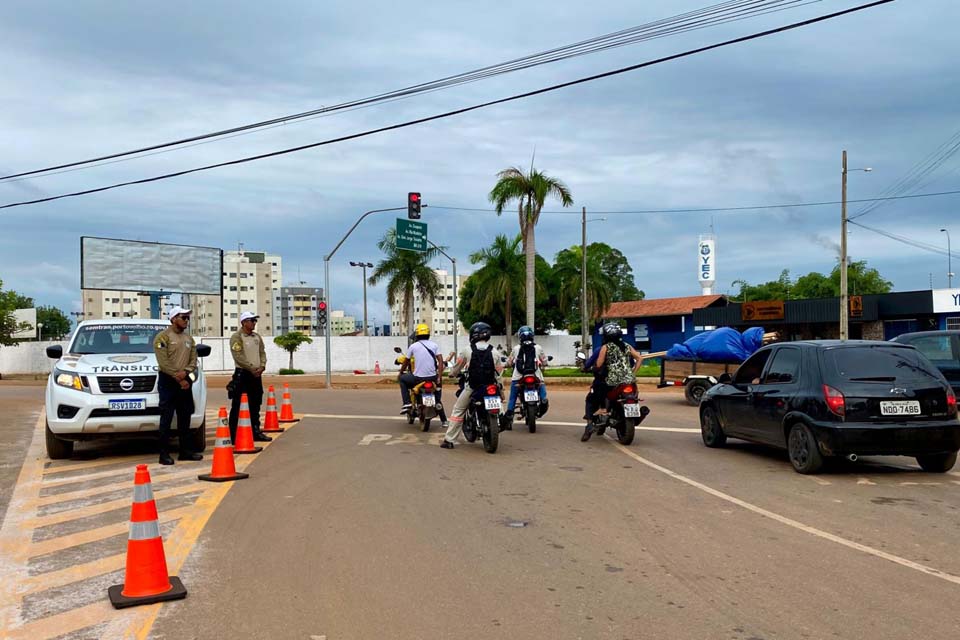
[
  {"xmin": 196, "ymin": 344, "xmax": 212, "ymax": 358},
  {"xmin": 46, "ymin": 345, "xmax": 63, "ymax": 359}
]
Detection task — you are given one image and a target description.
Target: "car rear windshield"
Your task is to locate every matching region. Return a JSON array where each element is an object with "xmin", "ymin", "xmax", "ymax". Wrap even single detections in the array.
[
  {"xmin": 70, "ymin": 324, "xmax": 167, "ymax": 354},
  {"xmin": 823, "ymin": 345, "xmax": 943, "ymax": 384}
]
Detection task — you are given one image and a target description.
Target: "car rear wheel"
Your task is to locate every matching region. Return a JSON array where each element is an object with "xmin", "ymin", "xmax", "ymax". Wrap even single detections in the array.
[
  {"xmin": 787, "ymin": 422, "xmax": 824, "ymax": 474},
  {"xmin": 45, "ymin": 421, "xmax": 74, "ymax": 460},
  {"xmin": 915, "ymin": 452, "xmax": 957, "ymax": 473},
  {"xmin": 700, "ymin": 406, "xmax": 726, "ymax": 448}
]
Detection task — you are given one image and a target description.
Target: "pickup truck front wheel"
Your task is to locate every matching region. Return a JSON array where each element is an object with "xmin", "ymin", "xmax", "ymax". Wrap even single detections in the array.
[
  {"xmin": 45, "ymin": 421, "xmax": 74, "ymax": 460},
  {"xmin": 684, "ymin": 380, "xmax": 712, "ymax": 406}
]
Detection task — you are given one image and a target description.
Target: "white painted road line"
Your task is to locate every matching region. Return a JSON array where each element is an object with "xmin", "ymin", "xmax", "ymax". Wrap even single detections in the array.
[
  {"xmin": 299, "ymin": 413, "xmax": 700, "ymax": 433},
  {"xmin": 609, "ymin": 439, "xmax": 960, "ymax": 587}
]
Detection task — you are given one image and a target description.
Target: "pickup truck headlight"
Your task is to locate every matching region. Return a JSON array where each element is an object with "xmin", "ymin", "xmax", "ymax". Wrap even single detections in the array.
[{"xmin": 54, "ymin": 369, "xmax": 86, "ymax": 391}]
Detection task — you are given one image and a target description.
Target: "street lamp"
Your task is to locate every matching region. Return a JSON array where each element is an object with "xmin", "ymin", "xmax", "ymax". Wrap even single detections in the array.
[
  {"xmin": 839, "ymin": 150, "xmax": 872, "ymax": 341},
  {"xmin": 580, "ymin": 207, "xmax": 607, "ymax": 350},
  {"xmin": 349, "ymin": 261, "xmax": 374, "ymax": 336},
  {"xmin": 426, "ymin": 239, "xmax": 459, "ymax": 357},
  {"xmin": 941, "ymin": 228, "xmax": 953, "ymax": 289},
  {"xmin": 37, "ymin": 322, "xmax": 44, "ymax": 341}
]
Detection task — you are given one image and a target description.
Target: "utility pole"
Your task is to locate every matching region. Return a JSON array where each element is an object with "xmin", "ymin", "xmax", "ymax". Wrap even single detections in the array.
[
  {"xmin": 840, "ymin": 150, "xmax": 848, "ymax": 341},
  {"xmin": 941, "ymin": 228, "xmax": 953, "ymax": 288},
  {"xmin": 581, "ymin": 206, "xmax": 588, "ymax": 351},
  {"xmin": 349, "ymin": 261, "xmax": 374, "ymax": 336}
]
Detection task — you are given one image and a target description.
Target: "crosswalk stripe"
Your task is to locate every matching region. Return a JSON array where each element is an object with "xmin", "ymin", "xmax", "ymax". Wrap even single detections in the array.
[
  {"xmin": 36, "ymin": 468, "xmax": 198, "ymax": 508},
  {"xmin": 26, "ymin": 484, "xmax": 204, "ymax": 529}
]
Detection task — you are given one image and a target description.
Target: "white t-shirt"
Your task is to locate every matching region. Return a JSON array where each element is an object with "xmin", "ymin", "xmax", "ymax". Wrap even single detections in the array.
[
  {"xmin": 407, "ymin": 339, "xmax": 441, "ymax": 378},
  {"xmin": 509, "ymin": 343, "xmax": 546, "ymax": 381}
]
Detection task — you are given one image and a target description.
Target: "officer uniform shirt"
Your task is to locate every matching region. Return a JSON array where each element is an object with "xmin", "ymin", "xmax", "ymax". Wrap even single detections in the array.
[
  {"xmin": 230, "ymin": 330, "xmax": 267, "ymax": 371},
  {"xmin": 153, "ymin": 327, "xmax": 197, "ymax": 378}
]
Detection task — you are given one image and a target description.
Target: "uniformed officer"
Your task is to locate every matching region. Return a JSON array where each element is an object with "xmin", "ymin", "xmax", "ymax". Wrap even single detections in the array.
[
  {"xmin": 228, "ymin": 311, "xmax": 271, "ymax": 443},
  {"xmin": 153, "ymin": 306, "xmax": 203, "ymax": 465}
]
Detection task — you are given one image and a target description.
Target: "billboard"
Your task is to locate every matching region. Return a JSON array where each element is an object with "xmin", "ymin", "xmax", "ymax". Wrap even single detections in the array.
[
  {"xmin": 81, "ymin": 237, "xmax": 222, "ymax": 295},
  {"xmin": 933, "ymin": 288, "xmax": 960, "ymax": 314},
  {"xmin": 698, "ymin": 236, "xmax": 716, "ymax": 287},
  {"xmin": 12, "ymin": 308, "xmax": 36, "ymax": 340}
]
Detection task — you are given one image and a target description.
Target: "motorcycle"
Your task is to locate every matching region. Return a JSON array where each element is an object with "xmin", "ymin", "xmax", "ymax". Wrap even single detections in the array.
[
  {"xmin": 462, "ymin": 381, "xmax": 503, "ymax": 453},
  {"xmin": 592, "ymin": 382, "xmax": 650, "ymax": 445},
  {"xmin": 393, "ymin": 346, "xmax": 442, "ymax": 432},
  {"xmin": 515, "ymin": 355, "xmax": 553, "ymax": 433}
]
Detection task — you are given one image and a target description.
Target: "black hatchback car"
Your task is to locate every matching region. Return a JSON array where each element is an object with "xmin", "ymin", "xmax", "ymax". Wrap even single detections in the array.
[
  {"xmin": 890, "ymin": 330, "xmax": 960, "ymax": 395},
  {"xmin": 698, "ymin": 340, "xmax": 960, "ymax": 474}
]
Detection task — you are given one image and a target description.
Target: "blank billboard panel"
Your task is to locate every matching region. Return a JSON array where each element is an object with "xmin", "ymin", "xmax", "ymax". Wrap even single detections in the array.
[{"xmin": 81, "ymin": 237, "xmax": 222, "ymax": 295}]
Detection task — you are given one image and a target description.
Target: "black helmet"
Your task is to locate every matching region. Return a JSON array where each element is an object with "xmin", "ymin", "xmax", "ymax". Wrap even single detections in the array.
[
  {"xmin": 518, "ymin": 325, "xmax": 534, "ymax": 345},
  {"xmin": 602, "ymin": 322, "xmax": 624, "ymax": 344},
  {"xmin": 469, "ymin": 321, "xmax": 492, "ymax": 345}
]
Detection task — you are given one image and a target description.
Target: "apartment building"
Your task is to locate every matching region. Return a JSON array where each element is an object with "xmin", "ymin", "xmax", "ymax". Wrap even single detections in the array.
[
  {"xmin": 221, "ymin": 250, "xmax": 282, "ymax": 336},
  {"xmin": 390, "ymin": 269, "xmax": 468, "ymax": 337}
]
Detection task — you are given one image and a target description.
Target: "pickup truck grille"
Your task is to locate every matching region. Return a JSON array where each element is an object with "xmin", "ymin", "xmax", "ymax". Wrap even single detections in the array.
[{"xmin": 97, "ymin": 375, "xmax": 156, "ymax": 393}]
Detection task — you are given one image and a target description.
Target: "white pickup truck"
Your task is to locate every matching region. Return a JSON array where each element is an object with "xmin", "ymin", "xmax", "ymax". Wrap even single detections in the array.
[{"xmin": 44, "ymin": 319, "xmax": 210, "ymax": 459}]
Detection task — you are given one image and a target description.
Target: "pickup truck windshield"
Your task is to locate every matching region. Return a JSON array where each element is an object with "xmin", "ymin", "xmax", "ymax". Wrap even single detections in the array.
[{"xmin": 71, "ymin": 324, "xmax": 167, "ymax": 355}]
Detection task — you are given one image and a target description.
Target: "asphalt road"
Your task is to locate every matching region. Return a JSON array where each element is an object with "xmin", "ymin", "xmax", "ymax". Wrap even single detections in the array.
[{"xmin": 1, "ymin": 383, "xmax": 959, "ymax": 639}]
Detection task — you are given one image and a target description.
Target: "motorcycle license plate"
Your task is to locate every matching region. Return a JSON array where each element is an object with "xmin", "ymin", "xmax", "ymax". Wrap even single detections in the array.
[
  {"xmin": 422, "ymin": 394, "xmax": 436, "ymax": 407},
  {"xmin": 109, "ymin": 399, "xmax": 146, "ymax": 411},
  {"xmin": 484, "ymin": 396, "xmax": 502, "ymax": 411},
  {"xmin": 524, "ymin": 390, "xmax": 540, "ymax": 402},
  {"xmin": 623, "ymin": 403, "xmax": 641, "ymax": 418}
]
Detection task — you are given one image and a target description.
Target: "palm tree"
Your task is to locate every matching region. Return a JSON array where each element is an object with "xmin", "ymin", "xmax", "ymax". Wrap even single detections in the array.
[
  {"xmin": 553, "ymin": 245, "xmax": 616, "ymax": 332},
  {"xmin": 368, "ymin": 229, "xmax": 442, "ymax": 336},
  {"xmin": 469, "ymin": 234, "xmax": 525, "ymax": 348},
  {"xmin": 489, "ymin": 166, "xmax": 573, "ymax": 329}
]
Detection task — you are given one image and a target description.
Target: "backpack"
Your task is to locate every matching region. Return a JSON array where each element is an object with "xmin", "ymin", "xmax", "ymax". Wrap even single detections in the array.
[
  {"xmin": 515, "ymin": 343, "xmax": 538, "ymax": 376},
  {"xmin": 604, "ymin": 342, "xmax": 634, "ymax": 386},
  {"xmin": 468, "ymin": 345, "xmax": 497, "ymax": 390}
]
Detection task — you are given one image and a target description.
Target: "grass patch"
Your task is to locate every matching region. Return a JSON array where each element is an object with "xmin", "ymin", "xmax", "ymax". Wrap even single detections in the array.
[{"xmin": 279, "ymin": 368, "xmax": 305, "ymax": 375}]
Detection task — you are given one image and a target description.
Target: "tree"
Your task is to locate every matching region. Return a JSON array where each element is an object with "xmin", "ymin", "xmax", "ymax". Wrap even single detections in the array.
[
  {"xmin": 732, "ymin": 270, "xmax": 793, "ymax": 301},
  {"xmin": 37, "ymin": 306, "xmax": 71, "ymax": 340},
  {"xmin": 732, "ymin": 261, "xmax": 893, "ymax": 301},
  {"xmin": 457, "ymin": 275, "xmax": 506, "ymax": 334},
  {"xmin": 594, "ymin": 243, "xmax": 643, "ymax": 302},
  {"xmin": 489, "ymin": 166, "xmax": 573, "ymax": 330},
  {"xmin": 0, "ymin": 279, "xmax": 31, "ymax": 347},
  {"xmin": 273, "ymin": 332, "xmax": 313, "ymax": 370},
  {"xmin": 368, "ymin": 228, "xmax": 443, "ymax": 336},
  {"xmin": 551, "ymin": 242, "xmax": 642, "ymax": 334},
  {"xmin": 468, "ymin": 234, "xmax": 525, "ymax": 347}
]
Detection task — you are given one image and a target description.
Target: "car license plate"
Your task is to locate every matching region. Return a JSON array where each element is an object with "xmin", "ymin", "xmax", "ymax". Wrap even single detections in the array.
[
  {"xmin": 624, "ymin": 403, "xmax": 641, "ymax": 418},
  {"xmin": 109, "ymin": 399, "xmax": 145, "ymax": 411},
  {"xmin": 422, "ymin": 394, "xmax": 435, "ymax": 407},
  {"xmin": 524, "ymin": 390, "xmax": 539, "ymax": 402},
  {"xmin": 484, "ymin": 396, "xmax": 502, "ymax": 411},
  {"xmin": 880, "ymin": 400, "xmax": 921, "ymax": 416}
]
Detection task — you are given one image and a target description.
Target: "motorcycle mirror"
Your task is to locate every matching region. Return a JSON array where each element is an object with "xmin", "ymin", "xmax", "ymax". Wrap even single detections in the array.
[
  {"xmin": 547, "ymin": 355, "xmax": 554, "ymax": 362},
  {"xmin": 576, "ymin": 351, "xmax": 586, "ymax": 360},
  {"xmin": 393, "ymin": 346, "xmax": 402, "ymax": 353}
]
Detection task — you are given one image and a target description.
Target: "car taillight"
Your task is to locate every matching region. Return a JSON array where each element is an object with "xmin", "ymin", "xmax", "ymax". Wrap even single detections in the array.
[
  {"xmin": 947, "ymin": 389, "xmax": 957, "ymax": 417},
  {"xmin": 622, "ymin": 385, "xmax": 635, "ymax": 395},
  {"xmin": 486, "ymin": 385, "xmax": 498, "ymax": 396},
  {"xmin": 822, "ymin": 384, "xmax": 845, "ymax": 417},
  {"xmin": 523, "ymin": 375, "xmax": 537, "ymax": 385}
]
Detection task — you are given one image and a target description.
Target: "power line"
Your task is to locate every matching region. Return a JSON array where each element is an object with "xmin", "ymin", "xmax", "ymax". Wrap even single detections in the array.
[
  {"xmin": 849, "ymin": 219, "xmax": 959, "ymax": 259},
  {"xmin": 0, "ymin": 0, "xmax": 821, "ymax": 183},
  {"xmin": 0, "ymin": 0, "xmax": 894, "ymax": 211},
  {"xmin": 429, "ymin": 188, "xmax": 960, "ymax": 215}
]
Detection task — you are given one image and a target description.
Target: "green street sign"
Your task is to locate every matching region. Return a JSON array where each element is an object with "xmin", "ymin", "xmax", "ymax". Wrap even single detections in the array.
[{"xmin": 396, "ymin": 218, "xmax": 428, "ymax": 252}]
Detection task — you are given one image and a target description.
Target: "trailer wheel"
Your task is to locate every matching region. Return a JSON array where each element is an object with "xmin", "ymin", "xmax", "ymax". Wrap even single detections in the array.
[{"xmin": 684, "ymin": 380, "xmax": 711, "ymax": 406}]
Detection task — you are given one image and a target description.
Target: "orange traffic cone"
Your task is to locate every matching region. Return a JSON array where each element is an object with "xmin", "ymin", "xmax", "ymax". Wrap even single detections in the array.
[
  {"xmin": 374, "ymin": 360, "xmax": 381, "ymax": 374},
  {"xmin": 261, "ymin": 386, "xmax": 284, "ymax": 433},
  {"xmin": 234, "ymin": 393, "xmax": 263, "ymax": 455},
  {"xmin": 108, "ymin": 464, "xmax": 187, "ymax": 608},
  {"xmin": 278, "ymin": 383, "xmax": 299, "ymax": 423},
  {"xmin": 199, "ymin": 407, "xmax": 249, "ymax": 482}
]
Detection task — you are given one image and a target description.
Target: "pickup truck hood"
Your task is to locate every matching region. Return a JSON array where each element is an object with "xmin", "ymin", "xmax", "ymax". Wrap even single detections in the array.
[{"xmin": 57, "ymin": 354, "xmax": 159, "ymax": 375}]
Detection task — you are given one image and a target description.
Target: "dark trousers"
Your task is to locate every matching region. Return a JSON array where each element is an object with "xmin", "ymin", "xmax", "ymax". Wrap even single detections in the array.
[
  {"xmin": 585, "ymin": 379, "xmax": 610, "ymax": 420},
  {"xmin": 229, "ymin": 369, "xmax": 264, "ymax": 442},
  {"xmin": 399, "ymin": 373, "xmax": 448, "ymax": 422},
  {"xmin": 158, "ymin": 373, "xmax": 195, "ymax": 454}
]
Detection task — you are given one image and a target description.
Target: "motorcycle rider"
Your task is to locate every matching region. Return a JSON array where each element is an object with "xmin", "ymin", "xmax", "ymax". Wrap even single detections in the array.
[
  {"xmin": 503, "ymin": 325, "xmax": 548, "ymax": 426},
  {"xmin": 397, "ymin": 323, "xmax": 448, "ymax": 428},
  {"xmin": 441, "ymin": 321, "xmax": 504, "ymax": 449},
  {"xmin": 581, "ymin": 323, "xmax": 642, "ymax": 442}
]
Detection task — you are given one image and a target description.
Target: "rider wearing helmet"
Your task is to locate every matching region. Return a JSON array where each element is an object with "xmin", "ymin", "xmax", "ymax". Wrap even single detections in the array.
[
  {"xmin": 441, "ymin": 321, "xmax": 504, "ymax": 449},
  {"xmin": 398, "ymin": 323, "xmax": 448, "ymax": 427},
  {"xmin": 503, "ymin": 325, "xmax": 548, "ymax": 424},
  {"xmin": 581, "ymin": 323, "xmax": 642, "ymax": 442}
]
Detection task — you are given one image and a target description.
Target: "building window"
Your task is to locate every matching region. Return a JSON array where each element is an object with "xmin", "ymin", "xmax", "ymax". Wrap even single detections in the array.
[
  {"xmin": 230, "ymin": 313, "xmax": 238, "ymax": 318},
  {"xmin": 228, "ymin": 272, "xmax": 236, "ymax": 278},
  {"xmin": 948, "ymin": 317, "xmax": 960, "ymax": 330}
]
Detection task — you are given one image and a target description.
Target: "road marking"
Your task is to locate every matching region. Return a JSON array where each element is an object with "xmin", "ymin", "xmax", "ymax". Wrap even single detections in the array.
[
  {"xmin": 301, "ymin": 413, "xmax": 699, "ymax": 433},
  {"xmin": 18, "ymin": 552, "xmax": 126, "ymax": 597},
  {"xmin": 609, "ymin": 440, "xmax": 960, "ymax": 587},
  {"xmin": 25, "ymin": 484, "xmax": 203, "ymax": 529},
  {"xmin": 807, "ymin": 476, "xmax": 832, "ymax": 486},
  {"xmin": 857, "ymin": 478, "xmax": 877, "ymax": 485},
  {"xmin": 36, "ymin": 467, "xmax": 199, "ymax": 507}
]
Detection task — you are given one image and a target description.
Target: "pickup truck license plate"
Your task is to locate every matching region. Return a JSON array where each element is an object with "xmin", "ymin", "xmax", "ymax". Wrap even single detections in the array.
[
  {"xmin": 484, "ymin": 397, "xmax": 502, "ymax": 411},
  {"xmin": 624, "ymin": 403, "xmax": 641, "ymax": 418},
  {"xmin": 524, "ymin": 390, "xmax": 540, "ymax": 402},
  {"xmin": 109, "ymin": 399, "xmax": 146, "ymax": 411},
  {"xmin": 422, "ymin": 394, "xmax": 435, "ymax": 407},
  {"xmin": 880, "ymin": 400, "xmax": 920, "ymax": 416}
]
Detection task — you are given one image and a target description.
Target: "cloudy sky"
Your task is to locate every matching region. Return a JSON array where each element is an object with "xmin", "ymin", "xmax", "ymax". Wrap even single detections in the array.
[{"xmin": 1, "ymin": 0, "xmax": 958, "ymax": 328}]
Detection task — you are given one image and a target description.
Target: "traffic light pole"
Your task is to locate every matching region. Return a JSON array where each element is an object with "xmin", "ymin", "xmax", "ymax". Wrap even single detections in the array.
[
  {"xmin": 323, "ymin": 206, "xmax": 405, "ymax": 389},
  {"xmin": 427, "ymin": 239, "xmax": 457, "ymax": 358}
]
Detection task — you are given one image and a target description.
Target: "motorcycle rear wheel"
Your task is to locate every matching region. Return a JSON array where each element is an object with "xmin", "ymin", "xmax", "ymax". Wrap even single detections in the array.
[
  {"xmin": 464, "ymin": 412, "xmax": 478, "ymax": 442},
  {"xmin": 616, "ymin": 411, "xmax": 635, "ymax": 446},
  {"xmin": 421, "ymin": 417, "xmax": 431, "ymax": 432},
  {"xmin": 481, "ymin": 413, "xmax": 499, "ymax": 453},
  {"xmin": 525, "ymin": 410, "xmax": 536, "ymax": 433}
]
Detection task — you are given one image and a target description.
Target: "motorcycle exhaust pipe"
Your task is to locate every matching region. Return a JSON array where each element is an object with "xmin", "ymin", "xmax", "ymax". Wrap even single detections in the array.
[{"xmin": 846, "ymin": 453, "xmax": 858, "ymax": 462}]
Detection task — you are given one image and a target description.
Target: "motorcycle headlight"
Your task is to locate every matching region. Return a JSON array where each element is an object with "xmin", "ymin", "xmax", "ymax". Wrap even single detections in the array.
[{"xmin": 54, "ymin": 369, "xmax": 85, "ymax": 391}]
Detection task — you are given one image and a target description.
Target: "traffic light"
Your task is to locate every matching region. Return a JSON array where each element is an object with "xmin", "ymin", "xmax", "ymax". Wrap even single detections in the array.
[
  {"xmin": 317, "ymin": 300, "xmax": 328, "ymax": 334},
  {"xmin": 407, "ymin": 192, "xmax": 421, "ymax": 219}
]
